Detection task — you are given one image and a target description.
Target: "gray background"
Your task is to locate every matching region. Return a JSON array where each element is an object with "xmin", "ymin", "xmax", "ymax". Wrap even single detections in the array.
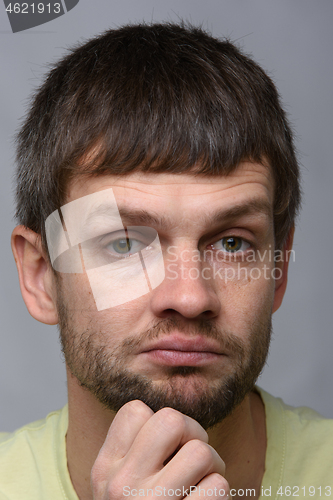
[{"xmin": 0, "ymin": 0, "xmax": 332, "ymax": 432}]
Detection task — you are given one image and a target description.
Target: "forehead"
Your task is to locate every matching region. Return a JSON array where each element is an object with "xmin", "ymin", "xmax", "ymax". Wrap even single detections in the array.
[{"xmin": 68, "ymin": 161, "xmax": 273, "ymax": 212}]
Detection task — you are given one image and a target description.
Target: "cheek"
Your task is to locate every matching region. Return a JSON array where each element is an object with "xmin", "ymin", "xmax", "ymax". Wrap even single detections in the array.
[
  {"xmin": 216, "ymin": 268, "xmax": 275, "ymax": 332},
  {"xmin": 59, "ymin": 273, "xmax": 96, "ymax": 312},
  {"xmin": 58, "ymin": 272, "xmax": 153, "ymax": 333},
  {"xmin": 97, "ymin": 292, "xmax": 156, "ymax": 338}
]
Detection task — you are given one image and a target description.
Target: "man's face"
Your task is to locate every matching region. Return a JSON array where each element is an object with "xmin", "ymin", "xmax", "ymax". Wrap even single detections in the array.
[{"xmin": 56, "ymin": 161, "xmax": 276, "ymax": 429}]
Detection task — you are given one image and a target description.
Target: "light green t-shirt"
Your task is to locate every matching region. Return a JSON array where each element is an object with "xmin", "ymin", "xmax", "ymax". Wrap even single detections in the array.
[{"xmin": 0, "ymin": 388, "xmax": 332, "ymax": 499}]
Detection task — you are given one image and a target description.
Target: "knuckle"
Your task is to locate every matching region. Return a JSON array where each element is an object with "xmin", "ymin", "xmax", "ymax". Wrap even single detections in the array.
[
  {"xmin": 184, "ymin": 439, "xmax": 213, "ymax": 464},
  {"xmin": 209, "ymin": 472, "xmax": 229, "ymax": 492},
  {"xmin": 119, "ymin": 399, "xmax": 153, "ymax": 420},
  {"xmin": 91, "ymin": 463, "xmax": 106, "ymax": 496},
  {"xmin": 91, "ymin": 459, "xmax": 131, "ymax": 498},
  {"xmin": 155, "ymin": 407, "xmax": 186, "ymax": 433},
  {"xmin": 106, "ymin": 476, "xmax": 128, "ymax": 499},
  {"xmin": 92, "ymin": 470, "xmax": 131, "ymax": 500},
  {"xmin": 91, "ymin": 460, "xmax": 104, "ymax": 486}
]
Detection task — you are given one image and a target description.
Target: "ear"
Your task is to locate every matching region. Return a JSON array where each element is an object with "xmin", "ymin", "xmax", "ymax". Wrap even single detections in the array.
[
  {"xmin": 11, "ymin": 225, "xmax": 59, "ymax": 325},
  {"xmin": 272, "ymin": 227, "xmax": 295, "ymax": 313}
]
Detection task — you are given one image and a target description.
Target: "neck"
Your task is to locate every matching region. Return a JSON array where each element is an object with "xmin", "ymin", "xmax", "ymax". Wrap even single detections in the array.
[
  {"xmin": 66, "ymin": 369, "xmax": 117, "ymax": 500},
  {"xmin": 66, "ymin": 369, "xmax": 266, "ymax": 500},
  {"xmin": 207, "ymin": 390, "xmax": 266, "ymax": 498}
]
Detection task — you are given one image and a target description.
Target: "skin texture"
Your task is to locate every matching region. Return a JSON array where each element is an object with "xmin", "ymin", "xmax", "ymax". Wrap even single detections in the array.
[{"xmin": 12, "ymin": 161, "xmax": 293, "ymax": 499}]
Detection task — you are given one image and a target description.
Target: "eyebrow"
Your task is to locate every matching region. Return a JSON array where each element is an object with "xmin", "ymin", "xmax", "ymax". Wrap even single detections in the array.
[
  {"xmin": 117, "ymin": 198, "xmax": 272, "ymax": 230},
  {"xmin": 209, "ymin": 198, "xmax": 272, "ymax": 225}
]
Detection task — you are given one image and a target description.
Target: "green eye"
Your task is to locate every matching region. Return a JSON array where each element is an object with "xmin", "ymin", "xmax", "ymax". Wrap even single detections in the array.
[
  {"xmin": 112, "ymin": 238, "xmax": 132, "ymax": 254},
  {"xmin": 222, "ymin": 237, "xmax": 242, "ymax": 252}
]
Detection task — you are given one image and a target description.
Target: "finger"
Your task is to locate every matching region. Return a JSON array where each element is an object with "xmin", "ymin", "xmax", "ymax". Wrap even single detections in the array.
[
  {"xmin": 123, "ymin": 407, "xmax": 208, "ymax": 475},
  {"xmin": 164, "ymin": 439, "xmax": 225, "ymax": 479},
  {"xmin": 151, "ymin": 439, "xmax": 226, "ymax": 496},
  {"xmin": 190, "ymin": 472, "xmax": 230, "ymax": 500},
  {"xmin": 99, "ymin": 400, "xmax": 154, "ymax": 462}
]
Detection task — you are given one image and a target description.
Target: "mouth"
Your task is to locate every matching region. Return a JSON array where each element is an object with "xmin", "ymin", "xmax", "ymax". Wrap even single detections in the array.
[{"xmin": 139, "ymin": 335, "xmax": 225, "ymax": 367}]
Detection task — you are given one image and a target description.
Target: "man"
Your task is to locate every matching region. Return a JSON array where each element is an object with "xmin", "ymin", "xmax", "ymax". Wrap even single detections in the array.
[{"xmin": 1, "ymin": 22, "xmax": 332, "ymax": 500}]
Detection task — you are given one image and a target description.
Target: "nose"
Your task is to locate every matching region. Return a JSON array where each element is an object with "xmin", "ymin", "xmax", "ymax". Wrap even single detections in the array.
[{"xmin": 149, "ymin": 246, "xmax": 221, "ymax": 320}]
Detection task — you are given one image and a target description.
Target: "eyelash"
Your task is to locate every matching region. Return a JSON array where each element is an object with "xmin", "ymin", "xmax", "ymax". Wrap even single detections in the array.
[
  {"xmin": 100, "ymin": 230, "xmax": 155, "ymax": 258},
  {"xmin": 105, "ymin": 237, "xmax": 149, "ymax": 256},
  {"xmin": 206, "ymin": 235, "xmax": 253, "ymax": 259},
  {"xmin": 92, "ymin": 231, "xmax": 255, "ymax": 263}
]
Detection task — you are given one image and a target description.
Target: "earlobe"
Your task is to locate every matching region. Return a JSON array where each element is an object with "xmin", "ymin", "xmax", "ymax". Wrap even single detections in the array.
[
  {"xmin": 11, "ymin": 225, "xmax": 59, "ymax": 325},
  {"xmin": 272, "ymin": 227, "xmax": 295, "ymax": 313}
]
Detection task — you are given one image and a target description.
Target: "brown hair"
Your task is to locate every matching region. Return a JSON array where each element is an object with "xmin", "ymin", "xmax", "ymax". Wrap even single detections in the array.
[{"xmin": 15, "ymin": 22, "xmax": 301, "ymax": 251}]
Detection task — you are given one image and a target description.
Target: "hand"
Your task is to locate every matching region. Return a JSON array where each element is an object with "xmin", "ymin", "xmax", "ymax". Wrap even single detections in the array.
[{"xmin": 91, "ymin": 400, "xmax": 229, "ymax": 499}]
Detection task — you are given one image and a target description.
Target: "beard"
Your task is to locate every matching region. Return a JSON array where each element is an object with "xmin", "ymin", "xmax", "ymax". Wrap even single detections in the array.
[{"xmin": 57, "ymin": 286, "xmax": 272, "ymax": 430}]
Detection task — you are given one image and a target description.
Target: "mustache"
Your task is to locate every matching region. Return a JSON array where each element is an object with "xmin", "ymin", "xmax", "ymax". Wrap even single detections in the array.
[{"xmin": 119, "ymin": 316, "xmax": 245, "ymax": 358}]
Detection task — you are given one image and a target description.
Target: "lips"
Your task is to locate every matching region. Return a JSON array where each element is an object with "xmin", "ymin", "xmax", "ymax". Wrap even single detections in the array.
[
  {"xmin": 141, "ymin": 335, "xmax": 223, "ymax": 354},
  {"xmin": 140, "ymin": 335, "xmax": 224, "ymax": 366}
]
